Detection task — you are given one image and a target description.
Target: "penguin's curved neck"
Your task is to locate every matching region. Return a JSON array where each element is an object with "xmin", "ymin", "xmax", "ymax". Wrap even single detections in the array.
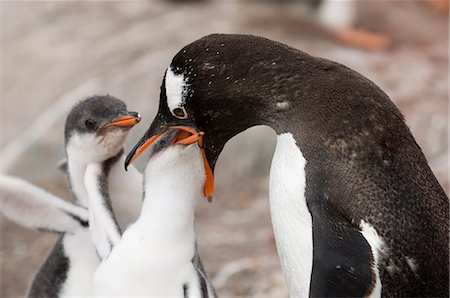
[
  {"xmin": 66, "ymin": 145, "xmax": 124, "ymax": 207},
  {"xmin": 91, "ymin": 146, "xmax": 210, "ymax": 297},
  {"xmin": 137, "ymin": 146, "xmax": 204, "ymax": 244},
  {"xmin": 140, "ymin": 185, "xmax": 196, "ymax": 239}
]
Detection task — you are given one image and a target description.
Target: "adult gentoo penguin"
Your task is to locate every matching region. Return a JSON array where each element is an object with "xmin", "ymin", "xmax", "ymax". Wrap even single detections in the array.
[
  {"xmin": 126, "ymin": 34, "xmax": 449, "ymax": 297},
  {"xmin": 89, "ymin": 128, "xmax": 216, "ymax": 297},
  {"xmin": 29, "ymin": 95, "xmax": 142, "ymax": 297}
]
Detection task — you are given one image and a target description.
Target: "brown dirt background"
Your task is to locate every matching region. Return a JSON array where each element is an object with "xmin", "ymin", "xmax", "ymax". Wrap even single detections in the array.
[{"xmin": 1, "ymin": 1, "xmax": 448, "ymax": 297}]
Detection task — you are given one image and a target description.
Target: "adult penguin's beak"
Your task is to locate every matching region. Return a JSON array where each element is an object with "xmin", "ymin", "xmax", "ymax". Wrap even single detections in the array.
[{"xmin": 125, "ymin": 125, "xmax": 214, "ymax": 201}]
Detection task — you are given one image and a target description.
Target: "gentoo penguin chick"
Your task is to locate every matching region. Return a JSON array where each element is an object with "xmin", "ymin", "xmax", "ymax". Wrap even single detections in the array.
[
  {"xmin": 91, "ymin": 127, "xmax": 216, "ymax": 297},
  {"xmin": 127, "ymin": 34, "xmax": 448, "ymax": 297},
  {"xmin": 28, "ymin": 95, "xmax": 142, "ymax": 297},
  {"xmin": 64, "ymin": 95, "xmax": 142, "ymax": 228},
  {"xmin": 0, "ymin": 174, "xmax": 88, "ymax": 235}
]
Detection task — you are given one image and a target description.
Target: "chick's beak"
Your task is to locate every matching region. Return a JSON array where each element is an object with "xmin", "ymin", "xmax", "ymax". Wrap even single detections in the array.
[
  {"xmin": 104, "ymin": 111, "xmax": 141, "ymax": 128},
  {"xmin": 125, "ymin": 125, "xmax": 214, "ymax": 201}
]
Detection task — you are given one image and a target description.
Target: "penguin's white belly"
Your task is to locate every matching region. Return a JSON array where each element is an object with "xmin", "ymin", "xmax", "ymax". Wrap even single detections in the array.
[
  {"xmin": 269, "ymin": 133, "xmax": 313, "ymax": 297},
  {"xmin": 93, "ymin": 222, "xmax": 196, "ymax": 296},
  {"xmin": 59, "ymin": 230, "xmax": 99, "ymax": 296}
]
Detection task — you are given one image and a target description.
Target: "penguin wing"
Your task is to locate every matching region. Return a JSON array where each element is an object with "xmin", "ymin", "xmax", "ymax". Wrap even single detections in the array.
[
  {"xmin": 191, "ymin": 246, "xmax": 217, "ymax": 298},
  {"xmin": 308, "ymin": 199, "xmax": 379, "ymax": 297},
  {"xmin": 0, "ymin": 174, "xmax": 88, "ymax": 233},
  {"xmin": 84, "ymin": 162, "xmax": 122, "ymax": 260}
]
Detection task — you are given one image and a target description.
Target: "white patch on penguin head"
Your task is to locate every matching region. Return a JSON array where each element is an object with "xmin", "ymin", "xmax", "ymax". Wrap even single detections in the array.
[
  {"xmin": 66, "ymin": 129, "xmax": 127, "ymax": 164},
  {"xmin": 165, "ymin": 67, "xmax": 188, "ymax": 119}
]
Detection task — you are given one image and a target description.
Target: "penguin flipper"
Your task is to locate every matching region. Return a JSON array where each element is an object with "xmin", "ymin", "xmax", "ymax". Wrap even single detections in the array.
[
  {"xmin": 309, "ymin": 200, "xmax": 379, "ymax": 297},
  {"xmin": 191, "ymin": 245, "xmax": 217, "ymax": 298},
  {"xmin": 0, "ymin": 174, "xmax": 88, "ymax": 233},
  {"xmin": 84, "ymin": 162, "xmax": 122, "ymax": 260}
]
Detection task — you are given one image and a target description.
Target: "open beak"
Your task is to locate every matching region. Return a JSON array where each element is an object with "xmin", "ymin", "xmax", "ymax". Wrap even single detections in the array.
[
  {"xmin": 104, "ymin": 111, "xmax": 141, "ymax": 129},
  {"xmin": 125, "ymin": 126, "xmax": 214, "ymax": 201}
]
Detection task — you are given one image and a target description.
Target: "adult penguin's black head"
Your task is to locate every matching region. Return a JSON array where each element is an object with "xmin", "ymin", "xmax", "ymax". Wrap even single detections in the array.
[
  {"xmin": 125, "ymin": 34, "xmax": 309, "ymax": 171},
  {"xmin": 125, "ymin": 33, "xmax": 402, "ymax": 197}
]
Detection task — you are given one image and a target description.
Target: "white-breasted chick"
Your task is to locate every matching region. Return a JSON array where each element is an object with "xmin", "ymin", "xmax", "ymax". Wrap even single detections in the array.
[
  {"xmin": 88, "ymin": 128, "xmax": 216, "ymax": 297},
  {"xmin": 15, "ymin": 95, "xmax": 142, "ymax": 297}
]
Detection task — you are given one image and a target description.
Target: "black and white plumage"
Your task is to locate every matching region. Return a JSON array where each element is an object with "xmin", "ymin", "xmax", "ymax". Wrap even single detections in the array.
[
  {"xmin": 0, "ymin": 174, "xmax": 94, "ymax": 297},
  {"xmin": 88, "ymin": 129, "xmax": 216, "ymax": 297},
  {"xmin": 129, "ymin": 34, "xmax": 449, "ymax": 297},
  {"xmin": 22, "ymin": 95, "xmax": 142, "ymax": 297}
]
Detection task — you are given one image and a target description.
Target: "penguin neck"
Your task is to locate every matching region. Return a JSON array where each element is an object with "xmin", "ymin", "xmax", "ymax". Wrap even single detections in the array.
[
  {"xmin": 204, "ymin": 51, "xmax": 399, "ymax": 163},
  {"xmin": 139, "ymin": 176, "xmax": 197, "ymax": 238},
  {"xmin": 66, "ymin": 147, "xmax": 124, "ymax": 207},
  {"xmin": 136, "ymin": 146, "xmax": 204, "ymax": 243}
]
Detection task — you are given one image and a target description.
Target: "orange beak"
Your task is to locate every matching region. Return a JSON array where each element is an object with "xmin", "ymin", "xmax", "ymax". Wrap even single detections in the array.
[
  {"xmin": 104, "ymin": 113, "xmax": 141, "ymax": 128},
  {"xmin": 126, "ymin": 129, "xmax": 168, "ymax": 165},
  {"xmin": 198, "ymin": 135, "xmax": 214, "ymax": 202},
  {"xmin": 126, "ymin": 126, "xmax": 214, "ymax": 201}
]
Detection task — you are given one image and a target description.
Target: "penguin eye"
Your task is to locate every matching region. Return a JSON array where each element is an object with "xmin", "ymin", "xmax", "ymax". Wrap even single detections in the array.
[
  {"xmin": 172, "ymin": 107, "xmax": 187, "ymax": 119},
  {"xmin": 85, "ymin": 119, "xmax": 97, "ymax": 130}
]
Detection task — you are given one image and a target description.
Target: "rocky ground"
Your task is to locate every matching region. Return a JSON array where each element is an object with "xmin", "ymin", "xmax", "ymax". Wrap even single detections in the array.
[{"xmin": 1, "ymin": 1, "xmax": 448, "ymax": 297}]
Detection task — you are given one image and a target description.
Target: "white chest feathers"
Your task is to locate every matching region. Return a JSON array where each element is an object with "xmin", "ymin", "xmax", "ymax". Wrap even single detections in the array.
[
  {"xmin": 93, "ymin": 144, "xmax": 205, "ymax": 296},
  {"xmin": 269, "ymin": 133, "xmax": 313, "ymax": 297},
  {"xmin": 93, "ymin": 222, "xmax": 197, "ymax": 297},
  {"xmin": 59, "ymin": 230, "xmax": 99, "ymax": 297}
]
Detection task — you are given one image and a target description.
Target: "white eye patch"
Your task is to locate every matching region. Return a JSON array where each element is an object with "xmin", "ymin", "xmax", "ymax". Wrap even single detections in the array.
[{"xmin": 165, "ymin": 67, "xmax": 188, "ymax": 119}]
